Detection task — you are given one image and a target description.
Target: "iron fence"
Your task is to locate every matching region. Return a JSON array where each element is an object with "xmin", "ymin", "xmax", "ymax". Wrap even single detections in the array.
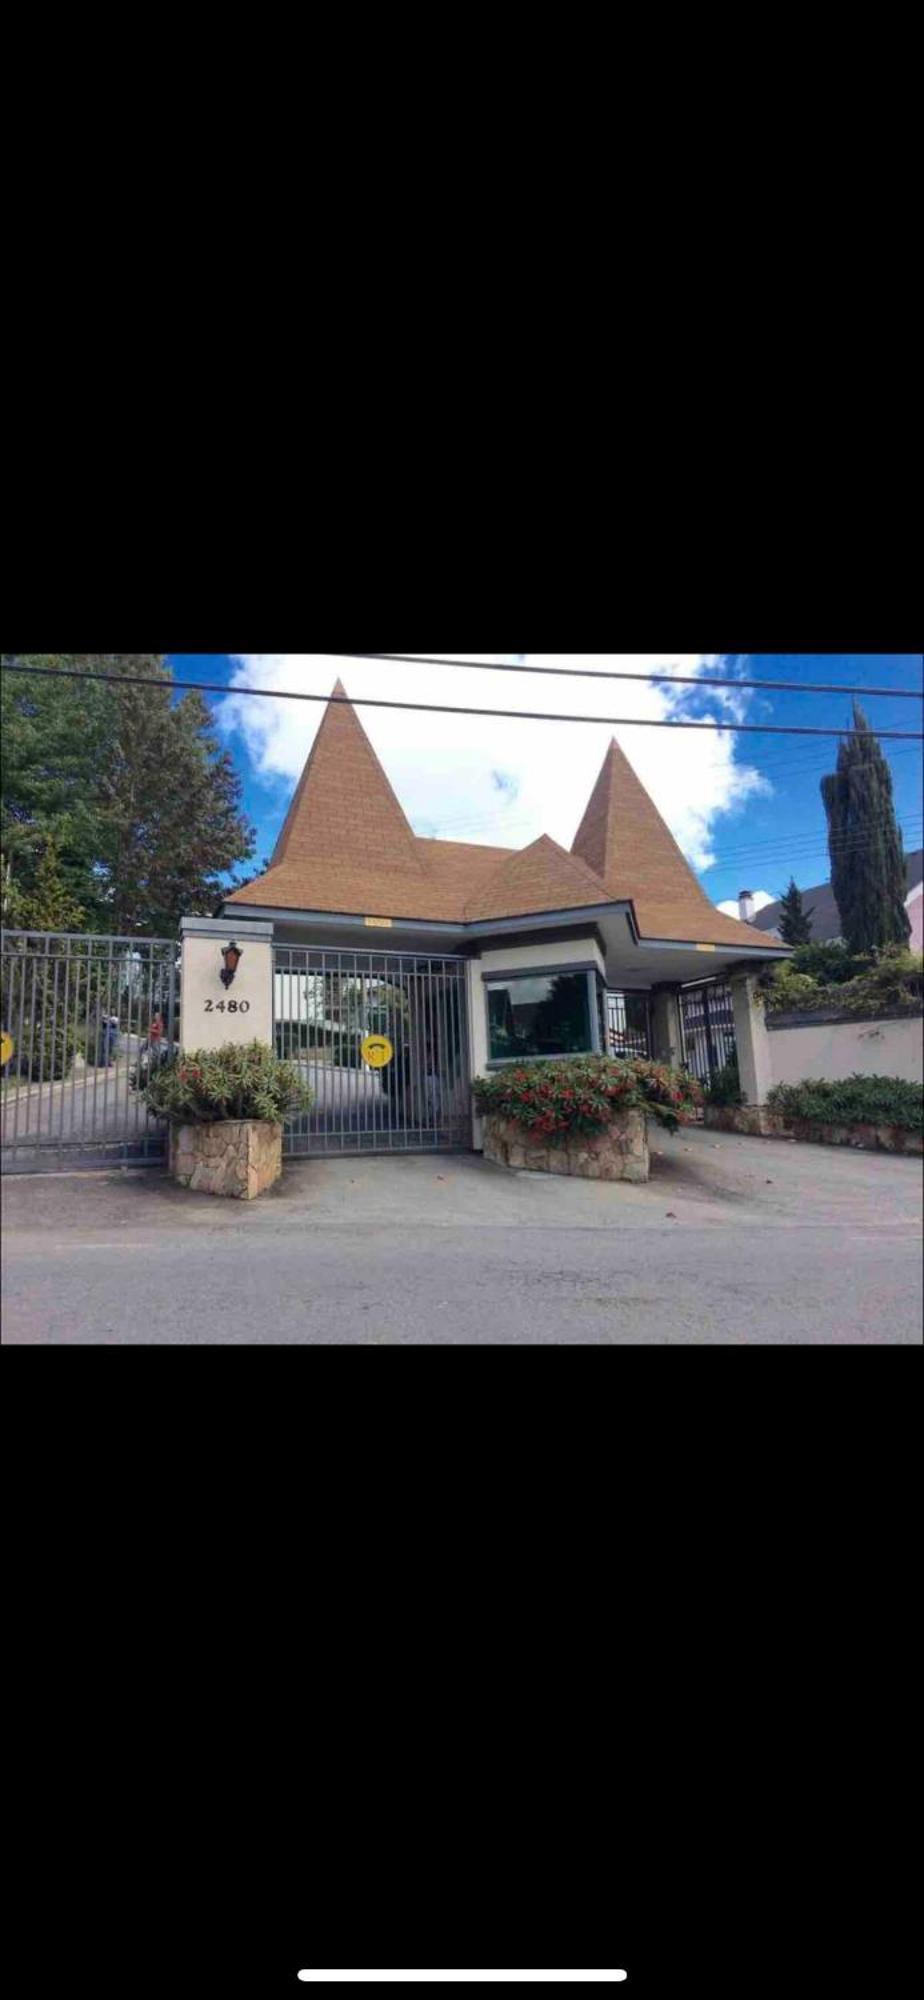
[
  {"xmin": 605, "ymin": 990, "xmax": 651, "ymax": 1060},
  {"xmin": 0, "ymin": 929, "xmax": 178, "ymax": 1172},
  {"xmin": 274, "ymin": 945, "xmax": 470, "ymax": 1155},
  {"xmin": 679, "ymin": 978, "xmax": 737, "ymax": 1088}
]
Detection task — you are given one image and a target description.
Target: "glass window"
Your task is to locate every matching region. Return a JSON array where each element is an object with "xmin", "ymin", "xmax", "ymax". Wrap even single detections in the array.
[{"xmin": 486, "ymin": 971, "xmax": 593, "ymax": 1062}]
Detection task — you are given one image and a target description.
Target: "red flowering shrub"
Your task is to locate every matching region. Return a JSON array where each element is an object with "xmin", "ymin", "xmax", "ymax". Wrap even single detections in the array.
[{"xmin": 473, "ymin": 1055, "xmax": 702, "ymax": 1140}]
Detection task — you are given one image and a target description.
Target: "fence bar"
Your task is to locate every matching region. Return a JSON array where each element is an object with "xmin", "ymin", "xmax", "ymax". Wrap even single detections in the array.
[
  {"xmin": 1, "ymin": 931, "xmax": 178, "ymax": 1173},
  {"xmin": 270, "ymin": 943, "xmax": 469, "ymax": 1159}
]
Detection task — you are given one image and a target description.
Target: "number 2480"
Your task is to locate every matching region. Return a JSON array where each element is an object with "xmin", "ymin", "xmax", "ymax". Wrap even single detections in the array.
[{"xmin": 204, "ymin": 999, "xmax": 250, "ymax": 1014}]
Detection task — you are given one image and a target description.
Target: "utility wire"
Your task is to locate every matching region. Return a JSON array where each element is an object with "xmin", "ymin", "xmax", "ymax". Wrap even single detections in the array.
[
  {"xmin": 2, "ymin": 662, "xmax": 921, "ymax": 740},
  {"xmin": 328, "ymin": 650, "xmax": 924, "ymax": 701},
  {"xmin": 417, "ymin": 822, "xmax": 924, "ymax": 870}
]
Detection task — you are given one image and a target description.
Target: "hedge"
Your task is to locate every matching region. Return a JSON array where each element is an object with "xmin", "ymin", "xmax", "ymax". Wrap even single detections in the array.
[
  {"xmin": 762, "ymin": 945, "xmax": 923, "ymax": 1017},
  {"xmin": 766, "ymin": 1074, "xmax": 924, "ymax": 1133}
]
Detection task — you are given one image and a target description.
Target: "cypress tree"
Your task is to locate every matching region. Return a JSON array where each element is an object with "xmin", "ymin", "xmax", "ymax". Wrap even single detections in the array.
[
  {"xmin": 820, "ymin": 704, "xmax": 911, "ymax": 954},
  {"xmin": 777, "ymin": 877, "xmax": 814, "ymax": 946}
]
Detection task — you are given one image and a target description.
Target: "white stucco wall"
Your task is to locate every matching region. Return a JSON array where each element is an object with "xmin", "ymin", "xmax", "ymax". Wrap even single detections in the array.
[
  {"xmin": 180, "ymin": 920, "xmax": 274, "ymax": 1053},
  {"xmin": 767, "ymin": 1013, "xmax": 923, "ymax": 1087},
  {"xmin": 908, "ymin": 880, "xmax": 923, "ymax": 952}
]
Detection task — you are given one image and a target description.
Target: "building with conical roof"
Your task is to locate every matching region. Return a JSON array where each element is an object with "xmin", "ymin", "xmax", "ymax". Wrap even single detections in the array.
[{"xmin": 221, "ymin": 681, "xmax": 788, "ymax": 1146}]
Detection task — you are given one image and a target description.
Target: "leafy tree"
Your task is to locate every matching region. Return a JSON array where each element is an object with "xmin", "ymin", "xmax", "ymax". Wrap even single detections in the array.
[
  {"xmin": 93, "ymin": 669, "xmax": 256, "ymax": 934},
  {"xmin": 0, "ymin": 839, "xmax": 85, "ymax": 1082},
  {"xmin": 1, "ymin": 655, "xmax": 255, "ymax": 934},
  {"xmin": 777, "ymin": 877, "xmax": 814, "ymax": 946},
  {"xmin": 1, "ymin": 653, "xmax": 111, "ymax": 910},
  {"xmin": 821, "ymin": 704, "xmax": 911, "ymax": 955}
]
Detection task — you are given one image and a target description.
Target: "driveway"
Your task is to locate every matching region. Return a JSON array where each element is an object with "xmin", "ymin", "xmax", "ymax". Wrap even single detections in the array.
[{"xmin": 1, "ymin": 1127, "xmax": 921, "ymax": 1343}]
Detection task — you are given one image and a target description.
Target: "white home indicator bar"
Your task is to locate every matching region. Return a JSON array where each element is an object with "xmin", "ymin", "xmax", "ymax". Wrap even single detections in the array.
[{"xmin": 296, "ymin": 1977, "xmax": 628, "ymax": 1986}]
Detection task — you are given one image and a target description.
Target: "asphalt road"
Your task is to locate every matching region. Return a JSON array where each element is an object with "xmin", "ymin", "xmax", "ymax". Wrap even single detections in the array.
[{"xmin": 2, "ymin": 1127, "xmax": 921, "ymax": 1343}]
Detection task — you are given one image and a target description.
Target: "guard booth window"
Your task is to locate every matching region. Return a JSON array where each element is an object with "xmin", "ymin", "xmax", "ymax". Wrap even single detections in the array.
[{"xmin": 485, "ymin": 970, "xmax": 596, "ymax": 1064}]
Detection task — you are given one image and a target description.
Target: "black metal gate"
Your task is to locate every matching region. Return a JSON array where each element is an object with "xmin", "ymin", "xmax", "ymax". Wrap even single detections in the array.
[
  {"xmin": 274, "ymin": 946, "xmax": 470, "ymax": 1155},
  {"xmin": 1, "ymin": 929, "xmax": 178, "ymax": 1172},
  {"xmin": 679, "ymin": 978, "xmax": 737, "ymax": 1087},
  {"xmin": 605, "ymin": 990, "xmax": 651, "ymax": 1059}
]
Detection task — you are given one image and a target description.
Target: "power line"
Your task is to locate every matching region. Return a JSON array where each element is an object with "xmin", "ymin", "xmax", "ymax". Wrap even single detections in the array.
[
  {"xmin": 328, "ymin": 650, "xmax": 924, "ymax": 701},
  {"xmin": 3, "ymin": 662, "xmax": 922, "ymax": 741},
  {"xmin": 419, "ymin": 821, "xmax": 924, "ymax": 871}
]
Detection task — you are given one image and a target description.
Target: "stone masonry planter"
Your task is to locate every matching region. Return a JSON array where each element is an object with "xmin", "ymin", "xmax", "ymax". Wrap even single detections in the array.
[
  {"xmin": 482, "ymin": 1109, "xmax": 649, "ymax": 1182},
  {"xmin": 703, "ymin": 1105, "xmax": 784, "ymax": 1138},
  {"xmin": 168, "ymin": 1118, "xmax": 283, "ymax": 1198},
  {"xmin": 703, "ymin": 1104, "xmax": 922, "ymax": 1154}
]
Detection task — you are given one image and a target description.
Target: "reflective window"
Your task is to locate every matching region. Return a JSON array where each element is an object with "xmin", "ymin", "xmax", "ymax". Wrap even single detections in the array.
[{"xmin": 486, "ymin": 971, "xmax": 593, "ymax": 1062}]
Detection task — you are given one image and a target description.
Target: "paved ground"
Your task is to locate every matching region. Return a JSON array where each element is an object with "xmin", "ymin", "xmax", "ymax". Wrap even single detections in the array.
[
  {"xmin": 0, "ymin": 1036, "xmax": 157, "ymax": 1166},
  {"xmin": 2, "ymin": 1127, "xmax": 921, "ymax": 1343}
]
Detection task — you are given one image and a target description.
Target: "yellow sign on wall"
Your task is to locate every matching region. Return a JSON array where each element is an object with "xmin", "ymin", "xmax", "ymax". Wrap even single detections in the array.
[
  {"xmin": 361, "ymin": 1033, "xmax": 394, "ymax": 1069},
  {"xmin": 0, "ymin": 1030, "xmax": 14, "ymax": 1068}
]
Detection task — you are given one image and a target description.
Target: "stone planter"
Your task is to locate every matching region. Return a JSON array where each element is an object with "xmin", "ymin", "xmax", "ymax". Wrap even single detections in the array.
[
  {"xmin": 703, "ymin": 1103, "xmax": 922, "ymax": 1154},
  {"xmin": 703, "ymin": 1105, "xmax": 785, "ymax": 1138},
  {"xmin": 781, "ymin": 1118, "xmax": 922, "ymax": 1154},
  {"xmin": 482, "ymin": 1109, "xmax": 649, "ymax": 1182},
  {"xmin": 168, "ymin": 1118, "xmax": 283, "ymax": 1198}
]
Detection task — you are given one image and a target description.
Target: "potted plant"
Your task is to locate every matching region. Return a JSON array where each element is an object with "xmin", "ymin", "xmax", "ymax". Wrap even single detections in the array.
[
  {"xmin": 473, "ymin": 1055, "xmax": 702, "ymax": 1182},
  {"xmin": 141, "ymin": 1040, "xmax": 312, "ymax": 1199}
]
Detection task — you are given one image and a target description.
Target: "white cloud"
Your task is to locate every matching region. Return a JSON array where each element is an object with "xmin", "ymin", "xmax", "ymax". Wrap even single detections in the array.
[
  {"xmin": 218, "ymin": 654, "xmax": 772, "ymax": 874},
  {"xmin": 717, "ymin": 891, "xmax": 776, "ymax": 918}
]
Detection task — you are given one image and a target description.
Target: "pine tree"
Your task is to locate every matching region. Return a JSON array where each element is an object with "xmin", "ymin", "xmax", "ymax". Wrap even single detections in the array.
[
  {"xmin": 11, "ymin": 835, "xmax": 86, "ymax": 932},
  {"xmin": 777, "ymin": 877, "xmax": 814, "ymax": 946},
  {"xmin": 820, "ymin": 704, "xmax": 911, "ymax": 954}
]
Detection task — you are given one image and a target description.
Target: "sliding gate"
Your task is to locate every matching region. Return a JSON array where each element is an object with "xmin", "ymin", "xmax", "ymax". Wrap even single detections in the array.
[
  {"xmin": 1, "ymin": 929, "xmax": 178, "ymax": 1173},
  {"xmin": 274, "ymin": 946, "xmax": 470, "ymax": 1156}
]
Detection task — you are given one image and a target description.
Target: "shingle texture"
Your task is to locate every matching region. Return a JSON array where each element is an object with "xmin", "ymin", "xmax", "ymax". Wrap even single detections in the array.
[
  {"xmin": 570, "ymin": 737, "xmax": 777, "ymax": 946},
  {"xmin": 226, "ymin": 684, "xmax": 783, "ymax": 946}
]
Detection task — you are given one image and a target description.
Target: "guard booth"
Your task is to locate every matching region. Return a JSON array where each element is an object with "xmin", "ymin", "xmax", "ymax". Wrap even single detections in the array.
[{"xmin": 273, "ymin": 945, "xmax": 470, "ymax": 1156}]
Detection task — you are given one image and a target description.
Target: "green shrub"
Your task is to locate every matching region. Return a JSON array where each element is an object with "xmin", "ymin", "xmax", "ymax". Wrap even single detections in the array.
[
  {"xmin": 704, "ymin": 1054, "xmax": 744, "ymax": 1107},
  {"xmin": 763, "ymin": 946, "xmax": 923, "ymax": 1017},
  {"xmin": 789, "ymin": 941, "xmax": 872, "ymax": 985},
  {"xmin": 141, "ymin": 1041, "xmax": 312, "ymax": 1126},
  {"xmin": 472, "ymin": 1055, "xmax": 703, "ymax": 1140},
  {"xmin": 766, "ymin": 1074, "xmax": 923, "ymax": 1133},
  {"xmin": 15, "ymin": 1012, "xmax": 77, "ymax": 1082}
]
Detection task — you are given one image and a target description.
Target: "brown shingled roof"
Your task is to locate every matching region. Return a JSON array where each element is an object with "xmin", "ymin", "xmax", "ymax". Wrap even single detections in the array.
[
  {"xmin": 226, "ymin": 685, "xmax": 783, "ymax": 948},
  {"xmin": 571, "ymin": 737, "xmax": 777, "ymax": 948},
  {"xmin": 270, "ymin": 677, "xmax": 426, "ymax": 879},
  {"xmin": 465, "ymin": 835, "xmax": 610, "ymax": 921}
]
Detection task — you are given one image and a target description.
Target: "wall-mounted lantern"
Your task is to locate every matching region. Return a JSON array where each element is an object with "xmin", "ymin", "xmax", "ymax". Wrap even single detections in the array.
[{"xmin": 220, "ymin": 941, "xmax": 243, "ymax": 989}]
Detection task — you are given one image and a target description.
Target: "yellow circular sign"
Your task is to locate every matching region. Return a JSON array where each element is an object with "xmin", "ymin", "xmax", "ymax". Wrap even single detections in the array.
[
  {"xmin": 361, "ymin": 1033, "xmax": 394, "ymax": 1069},
  {"xmin": 0, "ymin": 1030, "xmax": 13, "ymax": 1068}
]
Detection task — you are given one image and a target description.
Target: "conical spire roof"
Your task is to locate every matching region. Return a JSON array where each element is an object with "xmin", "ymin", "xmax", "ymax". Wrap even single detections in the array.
[
  {"xmin": 226, "ymin": 691, "xmax": 784, "ymax": 947},
  {"xmin": 270, "ymin": 679, "xmax": 424, "ymax": 874},
  {"xmin": 572, "ymin": 737, "xmax": 773, "ymax": 945}
]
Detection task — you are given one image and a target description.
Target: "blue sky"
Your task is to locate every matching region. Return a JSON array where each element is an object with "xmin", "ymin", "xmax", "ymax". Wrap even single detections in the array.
[{"xmin": 170, "ymin": 653, "xmax": 924, "ymax": 910}]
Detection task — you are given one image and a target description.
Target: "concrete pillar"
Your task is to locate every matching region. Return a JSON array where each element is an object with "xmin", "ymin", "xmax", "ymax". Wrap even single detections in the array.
[
  {"xmin": 650, "ymin": 986, "xmax": 682, "ymax": 1068},
  {"xmin": 729, "ymin": 971, "xmax": 773, "ymax": 1105},
  {"xmin": 179, "ymin": 917, "xmax": 274, "ymax": 1053}
]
